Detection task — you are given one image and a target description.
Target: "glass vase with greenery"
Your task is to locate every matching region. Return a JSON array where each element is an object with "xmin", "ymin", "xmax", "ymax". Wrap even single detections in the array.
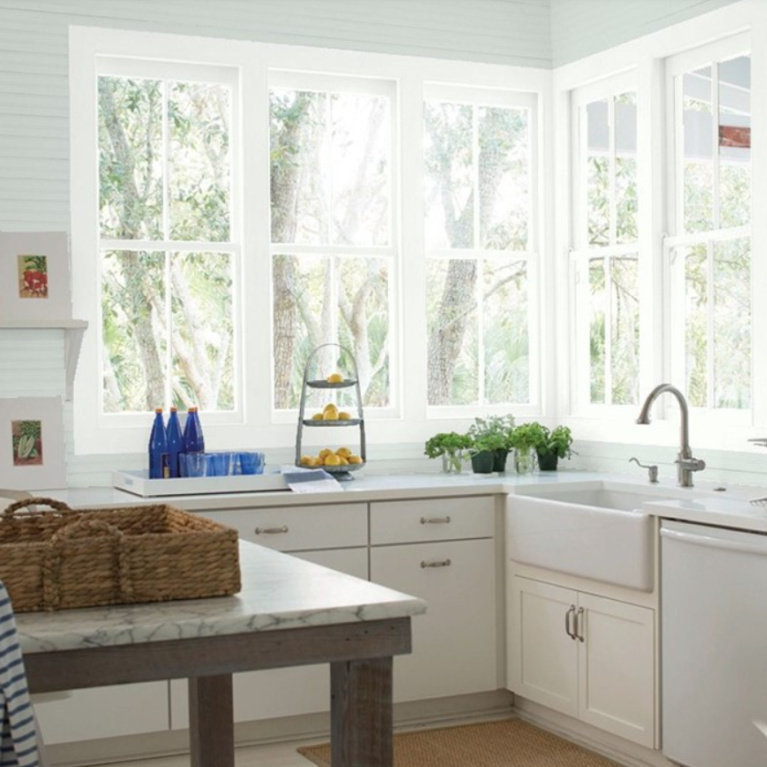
[{"xmin": 424, "ymin": 431, "xmax": 472, "ymax": 474}]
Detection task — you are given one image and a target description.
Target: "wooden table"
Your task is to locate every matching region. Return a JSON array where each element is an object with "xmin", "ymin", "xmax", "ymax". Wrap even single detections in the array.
[{"xmin": 16, "ymin": 541, "xmax": 426, "ymax": 767}]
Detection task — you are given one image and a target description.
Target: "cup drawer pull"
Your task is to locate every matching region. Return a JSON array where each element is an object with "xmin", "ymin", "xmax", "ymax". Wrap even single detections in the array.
[
  {"xmin": 420, "ymin": 559, "xmax": 452, "ymax": 569},
  {"xmin": 254, "ymin": 525, "xmax": 289, "ymax": 535},
  {"xmin": 420, "ymin": 516, "xmax": 451, "ymax": 524}
]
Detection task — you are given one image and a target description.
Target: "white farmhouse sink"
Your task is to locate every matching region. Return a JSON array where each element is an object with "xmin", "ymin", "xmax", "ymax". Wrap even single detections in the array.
[{"xmin": 507, "ymin": 483, "xmax": 679, "ymax": 591}]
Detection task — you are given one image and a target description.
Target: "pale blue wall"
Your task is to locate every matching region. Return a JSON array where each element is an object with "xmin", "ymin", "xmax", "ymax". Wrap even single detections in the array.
[{"xmin": 551, "ymin": 0, "xmax": 740, "ymax": 67}]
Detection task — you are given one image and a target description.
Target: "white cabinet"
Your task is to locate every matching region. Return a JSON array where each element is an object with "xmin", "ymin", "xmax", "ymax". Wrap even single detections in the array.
[
  {"xmin": 508, "ymin": 576, "xmax": 654, "ymax": 747},
  {"xmin": 34, "ymin": 683, "xmax": 169, "ymax": 745},
  {"xmin": 171, "ymin": 503, "xmax": 368, "ymax": 727},
  {"xmin": 370, "ymin": 496, "xmax": 497, "ymax": 702}
]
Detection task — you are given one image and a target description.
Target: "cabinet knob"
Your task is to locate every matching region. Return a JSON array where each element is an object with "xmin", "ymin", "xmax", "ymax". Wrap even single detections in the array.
[
  {"xmin": 420, "ymin": 559, "xmax": 452, "ymax": 569},
  {"xmin": 254, "ymin": 525, "xmax": 289, "ymax": 535},
  {"xmin": 420, "ymin": 516, "xmax": 451, "ymax": 524}
]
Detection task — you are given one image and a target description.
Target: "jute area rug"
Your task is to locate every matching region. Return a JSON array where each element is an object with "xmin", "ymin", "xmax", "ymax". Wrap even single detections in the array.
[{"xmin": 296, "ymin": 718, "xmax": 623, "ymax": 767}]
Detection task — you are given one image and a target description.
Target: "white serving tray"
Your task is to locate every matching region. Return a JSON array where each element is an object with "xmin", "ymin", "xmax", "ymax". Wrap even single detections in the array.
[{"xmin": 113, "ymin": 470, "xmax": 288, "ymax": 497}]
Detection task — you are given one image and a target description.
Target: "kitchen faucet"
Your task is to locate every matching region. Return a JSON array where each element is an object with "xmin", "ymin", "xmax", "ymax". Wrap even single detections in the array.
[{"xmin": 636, "ymin": 383, "xmax": 706, "ymax": 488}]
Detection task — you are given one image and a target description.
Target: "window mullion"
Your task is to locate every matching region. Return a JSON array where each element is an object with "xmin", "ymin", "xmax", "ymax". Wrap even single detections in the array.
[
  {"xmin": 161, "ymin": 80, "xmax": 173, "ymax": 408},
  {"xmin": 706, "ymin": 239, "xmax": 715, "ymax": 408},
  {"xmin": 712, "ymin": 61, "xmax": 721, "ymax": 231}
]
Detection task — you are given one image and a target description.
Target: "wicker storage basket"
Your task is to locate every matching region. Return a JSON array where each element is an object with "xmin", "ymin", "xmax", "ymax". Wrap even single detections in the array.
[{"xmin": 0, "ymin": 498, "xmax": 241, "ymax": 612}]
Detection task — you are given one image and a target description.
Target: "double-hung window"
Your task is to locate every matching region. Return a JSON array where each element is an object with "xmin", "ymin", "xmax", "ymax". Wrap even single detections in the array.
[
  {"xmin": 570, "ymin": 73, "xmax": 640, "ymax": 410},
  {"xmin": 666, "ymin": 36, "xmax": 751, "ymax": 414},
  {"xmin": 424, "ymin": 85, "xmax": 538, "ymax": 412},
  {"xmin": 269, "ymin": 73, "xmax": 396, "ymax": 412}
]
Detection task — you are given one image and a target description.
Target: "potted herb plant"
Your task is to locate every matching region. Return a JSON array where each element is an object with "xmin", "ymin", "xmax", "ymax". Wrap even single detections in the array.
[
  {"xmin": 532, "ymin": 424, "xmax": 574, "ymax": 471},
  {"xmin": 469, "ymin": 432, "xmax": 507, "ymax": 474},
  {"xmin": 468, "ymin": 415, "xmax": 515, "ymax": 472},
  {"xmin": 508, "ymin": 422, "xmax": 546, "ymax": 474},
  {"xmin": 424, "ymin": 431, "xmax": 472, "ymax": 474}
]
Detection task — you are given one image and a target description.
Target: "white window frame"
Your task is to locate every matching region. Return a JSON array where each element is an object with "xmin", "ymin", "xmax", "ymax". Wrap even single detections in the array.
[
  {"xmin": 268, "ymin": 70, "xmax": 400, "ymax": 423},
  {"xmin": 424, "ymin": 83, "xmax": 542, "ymax": 420},
  {"xmin": 70, "ymin": 26, "xmax": 550, "ymax": 456},
  {"xmin": 569, "ymin": 71, "xmax": 642, "ymax": 416},
  {"xmin": 665, "ymin": 33, "xmax": 752, "ymax": 426}
]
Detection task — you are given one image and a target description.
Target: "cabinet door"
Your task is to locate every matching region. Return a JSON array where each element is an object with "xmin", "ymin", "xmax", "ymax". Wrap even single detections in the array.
[
  {"xmin": 370, "ymin": 538, "xmax": 496, "ymax": 702},
  {"xmin": 34, "ymin": 683, "xmax": 169, "ymax": 744},
  {"xmin": 170, "ymin": 547, "xmax": 368, "ymax": 728},
  {"xmin": 508, "ymin": 576, "xmax": 578, "ymax": 717},
  {"xmin": 577, "ymin": 592, "xmax": 654, "ymax": 747}
]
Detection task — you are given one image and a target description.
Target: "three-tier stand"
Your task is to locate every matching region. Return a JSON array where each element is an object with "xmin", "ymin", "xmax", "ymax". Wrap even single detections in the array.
[{"xmin": 295, "ymin": 343, "xmax": 367, "ymax": 481}]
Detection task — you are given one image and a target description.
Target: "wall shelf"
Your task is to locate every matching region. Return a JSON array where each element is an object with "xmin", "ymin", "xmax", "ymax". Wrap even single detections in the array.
[{"xmin": 0, "ymin": 320, "xmax": 88, "ymax": 401}]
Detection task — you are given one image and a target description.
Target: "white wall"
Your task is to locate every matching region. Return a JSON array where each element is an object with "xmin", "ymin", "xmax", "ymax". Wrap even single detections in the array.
[{"xmin": 550, "ymin": 0, "xmax": 739, "ymax": 67}]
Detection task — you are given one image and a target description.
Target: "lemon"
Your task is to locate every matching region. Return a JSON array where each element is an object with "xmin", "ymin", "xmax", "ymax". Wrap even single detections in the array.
[
  {"xmin": 299, "ymin": 454, "xmax": 313, "ymax": 466},
  {"xmin": 323, "ymin": 404, "xmax": 339, "ymax": 420},
  {"xmin": 338, "ymin": 411, "xmax": 351, "ymax": 420},
  {"xmin": 319, "ymin": 448, "xmax": 333, "ymax": 460},
  {"xmin": 311, "ymin": 412, "xmax": 323, "ymax": 421},
  {"xmin": 336, "ymin": 446, "xmax": 352, "ymax": 458},
  {"xmin": 348, "ymin": 455, "xmax": 363, "ymax": 464},
  {"xmin": 324, "ymin": 453, "xmax": 342, "ymax": 466},
  {"xmin": 326, "ymin": 372, "xmax": 344, "ymax": 383},
  {"xmin": 338, "ymin": 456, "xmax": 349, "ymax": 465}
]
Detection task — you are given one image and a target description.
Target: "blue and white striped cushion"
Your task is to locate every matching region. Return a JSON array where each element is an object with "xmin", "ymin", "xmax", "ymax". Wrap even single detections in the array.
[{"xmin": 0, "ymin": 583, "xmax": 41, "ymax": 767}]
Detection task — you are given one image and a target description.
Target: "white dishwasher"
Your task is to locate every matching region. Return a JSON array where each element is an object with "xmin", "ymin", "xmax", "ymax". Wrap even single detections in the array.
[{"xmin": 661, "ymin": 520, "xmax": 767, "ymax": 767}]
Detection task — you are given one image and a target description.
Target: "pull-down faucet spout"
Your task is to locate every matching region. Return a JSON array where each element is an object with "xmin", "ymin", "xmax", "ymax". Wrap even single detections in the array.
[{"xmin": 636, "ymin": 383, "xmax": 705, "ymax": 488}]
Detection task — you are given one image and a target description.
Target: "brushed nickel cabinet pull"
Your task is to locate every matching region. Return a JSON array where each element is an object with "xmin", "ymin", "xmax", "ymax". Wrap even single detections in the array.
[
  {"xmin": 575, "ymin": 606, "xmax": 585, "ymax": 642},
  {"xmin": 420, "ymin": 516, "xmax": 451, "ymax": 524},
  {"xmin": 565, "ymin": 605, "xmax": 576, "ymax": 640},
  {"xmin": 254, "ymin": 525, "xmax": 289, "ymax": 535},
  {"xmin": 420, "ymin": 559, "xmax": 452, "ymax": 568}
]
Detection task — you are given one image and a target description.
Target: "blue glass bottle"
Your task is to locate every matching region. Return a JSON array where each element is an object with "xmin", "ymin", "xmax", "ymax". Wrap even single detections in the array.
[
  {"xmin": 148, "ymin": 408, "xmax": 168, "ymax": 479},
  {"xmin": 183, "ymin": 406, "xmax": 205, "ymax": 454},
  {"xmin": 166, "ymin": 406, "xmax": 183, "ymax": 478}
]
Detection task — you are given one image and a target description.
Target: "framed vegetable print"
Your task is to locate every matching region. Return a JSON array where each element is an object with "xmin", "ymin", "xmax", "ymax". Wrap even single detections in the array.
[
  {"xmin": 0, "ymin": 397, "xmax": 66, "ymax": 490},
  {"xmin": 0, "ymin": 232, "xmax": 72, "ymax": 321}
]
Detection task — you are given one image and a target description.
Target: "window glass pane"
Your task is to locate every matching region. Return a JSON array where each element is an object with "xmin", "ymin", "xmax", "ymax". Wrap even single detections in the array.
[
  {"xmin": 168, "ymin": 82, "xmax": 231, "ymax": 241},
  {"xmin": 98, "ymin": 77, "xmax": 163, "ymax": 239},
  {"xmin": 684, "ymin": 244, "xmax": 708, "ymax": 407},
  {"xmin": 586, "ymin": 99, "xmax": 610, "ymax": 247},
  {"xmin": 269, "ymin": 89, "xmax": 390, "ymax": 247},
  {"xmin": 426, "ymin": 259, "xmax": 478, "ymax": 405},
  {"xmin": 424, "ymin": 102, "xmax": 473, "ymax": 250},
  {"xmin": 718, "ymin": 56, "xmax": 751, "ymax": 229},
  {"xmin": 483, "ymin": 259, "xmax": 528, "ymax": 403},
  {"xmin": 478, "ymin": 106, "xmax": 529, "ymax": 250},
  {"xmin": 589, "ymin": 257, "xmax": 606, "ymax": 403},
  {"xmin": 713, "ymin": 238, "xmax": 750, "ymax": 408},
  {"xmin": 101, "ymin": 250, "xmax": 166, "ymax": 412},
  {"xmin": 610, "ymin": 254, "xmax": 639, "ymax": 404},
  {"xmin": 170, "ymin": 252, "xmax": 234, "ymax": 410},
  {"xmin": 683, "ymin": 67, "xmax": 714, "ymax": 233},
  {"xmin": 272, "ymin": 254, "xmax": 390, "ymax": 409},
  {"xmin": 615, "ymin": 92, "xmax": 638, "ymax": 244}
]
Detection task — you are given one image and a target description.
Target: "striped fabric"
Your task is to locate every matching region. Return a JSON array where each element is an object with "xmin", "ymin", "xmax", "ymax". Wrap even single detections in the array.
[{"xmin": 0, "ymin": 582, "xmax": 41, "ymax": 767}]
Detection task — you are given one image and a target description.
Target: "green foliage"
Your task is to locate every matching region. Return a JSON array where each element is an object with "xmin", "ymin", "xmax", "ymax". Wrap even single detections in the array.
[
  {"xmin": 508, "ymin": 422, "xmax": 546, "ymax": 452},
  {"xmin": 468, "ymin": 414, "xmax": 515, "ymax": 450},
  {"xmin": 536, "ymin": 425, "xmax": 574, "ymax": 459},
  {"xmin": 424, "ymin": 431, "xmax": 472, "ymax": 459}
]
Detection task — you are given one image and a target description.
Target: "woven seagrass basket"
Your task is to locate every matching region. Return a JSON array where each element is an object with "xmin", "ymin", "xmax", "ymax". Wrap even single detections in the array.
[{"xmin": 0, "ymin": 498, "xmax": 241, "ymax": 612}]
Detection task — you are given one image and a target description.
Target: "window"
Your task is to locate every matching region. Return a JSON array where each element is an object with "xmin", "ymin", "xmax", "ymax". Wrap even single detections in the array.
[
  {"xmin": 96, "ymin": 58, "xmax": 239, "ymax": 417},
  {"xmin": 571, "ymin": 76, "xmax": 640, "ymax": 409},
  {"xmin": 424, "ymin": 86, "xmax": 537, "ymax": 409},
  {"xmin": 269, "ymin": 74, "xmax": 396, "ymax": 411},
  {"xmin": 666, "ymin": 40, "xmax": 751, "ymax": 411}
]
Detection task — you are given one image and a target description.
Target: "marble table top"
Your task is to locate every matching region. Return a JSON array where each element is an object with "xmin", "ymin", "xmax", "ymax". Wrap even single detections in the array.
[{"xmin": 15, "ymin": 541, "xmax": 427, "ymax": 654}]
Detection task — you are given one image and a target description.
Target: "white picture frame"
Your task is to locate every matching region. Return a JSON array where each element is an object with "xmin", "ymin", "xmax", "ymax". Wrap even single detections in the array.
[
  {"xmin": 0, "ymin": 231, "xmax": 72, "ymax": 321},
  {"xmin": 0, "ymin": 397, "xmax": 66, "ymax": 490}
]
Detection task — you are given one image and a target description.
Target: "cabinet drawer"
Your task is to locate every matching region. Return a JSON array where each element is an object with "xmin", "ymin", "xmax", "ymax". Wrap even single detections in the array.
[
  {"xmin": 201, "ymin": 504, "xmax": 367, "ymax": 551},
  {"xmin": 370, "ymin": 496, "xmax": 495, "ymax": 545}
]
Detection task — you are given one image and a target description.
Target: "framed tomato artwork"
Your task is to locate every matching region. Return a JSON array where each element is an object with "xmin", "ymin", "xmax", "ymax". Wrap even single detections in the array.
[{"xmin": 0, "ymin": 232, "xmax": 72, "ymax": 321}]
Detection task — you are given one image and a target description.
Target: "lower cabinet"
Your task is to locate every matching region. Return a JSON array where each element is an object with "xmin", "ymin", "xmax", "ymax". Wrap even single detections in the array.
[
  {"xmin": 34, "ymin": 683, "xmax": 170, "ymax": 745},
  {"xmin": 508, "ymin": 576, "xmax": 654, "ymax": 748},
  {"xmin": 371, "ymin": 536, "xmax": 497, "ymax": 702}
]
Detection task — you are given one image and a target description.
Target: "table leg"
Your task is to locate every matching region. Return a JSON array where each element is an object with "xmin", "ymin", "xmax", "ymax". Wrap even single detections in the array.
[
  {"xmin": 188, "ymin": 674, "xmax": 234, "ymax": 767},
  {"xmin": 330, "ymin": 657, "xmax": 393, "ymax": 767}
]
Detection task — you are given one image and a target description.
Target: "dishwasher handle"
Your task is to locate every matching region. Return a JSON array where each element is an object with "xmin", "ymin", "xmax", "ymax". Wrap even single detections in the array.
[{"xmin": 661, "ymin": 525, "xmax": 767, "ymax": 557}]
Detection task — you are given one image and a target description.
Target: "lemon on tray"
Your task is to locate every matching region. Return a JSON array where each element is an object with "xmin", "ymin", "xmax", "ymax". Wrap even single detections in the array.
[{"xmin": 326, "ymin": 372, "xmax": 344, "ymax": 383}]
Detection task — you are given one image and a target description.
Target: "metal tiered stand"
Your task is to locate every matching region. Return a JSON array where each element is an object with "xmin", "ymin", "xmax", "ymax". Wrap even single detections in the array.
[{"xmin": 295, "ymin": 343, "xmax": 367, "ymax": 481}]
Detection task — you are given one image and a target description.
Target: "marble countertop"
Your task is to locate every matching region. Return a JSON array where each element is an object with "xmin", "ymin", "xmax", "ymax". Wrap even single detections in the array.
[{"xmin": 15, "ymin": 540, "xmax": 427, "ymax": 654}]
